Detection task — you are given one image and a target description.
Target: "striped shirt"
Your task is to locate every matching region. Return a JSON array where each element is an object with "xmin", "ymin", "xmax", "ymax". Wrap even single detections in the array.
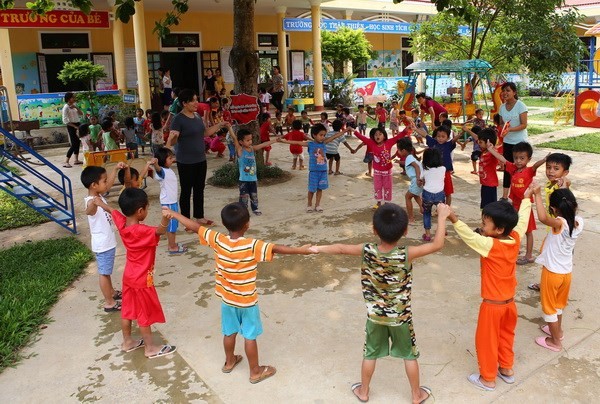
[{"xmin": 198, "ymin": 226, "xmax": 274, "ymax": 307}]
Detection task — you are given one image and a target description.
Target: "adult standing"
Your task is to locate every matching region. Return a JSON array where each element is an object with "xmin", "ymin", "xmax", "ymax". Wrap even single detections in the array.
[
  {"xmin": 203, "ymin": 69, "xmax": 217, "ymax": 100},
  {"xmin": 158, "ymin": 67, "xmax": 173, "ymax": 110},
  {"xmin": 416, "ymin": 92, "xmax": 448, "ymax": 130},
  {"xmin": 62, "ymin": 92, "xmax": 83, "ymax": 168},
  {"xmin": 167, "ymin": 89, "xmax": 228, "ymax": 226},
  {"xmin": 498, "ymin": 82, "xmax": 528, "ymax": 199},
  {"xmin": 270, "ymin": 66, "xmax": 284, "ymax": 112},
  {"xmin": 214, "ymin": 68, "xmax": 226, "ymax": 95}
]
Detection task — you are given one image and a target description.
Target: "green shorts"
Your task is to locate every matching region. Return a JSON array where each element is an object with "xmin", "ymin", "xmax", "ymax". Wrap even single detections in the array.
[{"xmin": 363, "ymin": 320, "xmax": 420, "ymax": 360}]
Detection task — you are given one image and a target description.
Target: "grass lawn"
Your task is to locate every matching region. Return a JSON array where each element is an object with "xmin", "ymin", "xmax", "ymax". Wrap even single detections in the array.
[
  {"xmin": 521, "ymin": 96, "xmax": 556, "ymax": 108},
  {"xmin": 537, "ymin": 132, "xmax": 600, "ymax": 154},
  {"xmin": 0, "ymin": 237, "xmax": 93, "ymax": 371},
  {"xmin": 527, "ymin": 124, "xmax": 559, "ymax": 136},
  {"xmin": 0, "ymin": 192, "xmax": 50, "ymax": 231}
]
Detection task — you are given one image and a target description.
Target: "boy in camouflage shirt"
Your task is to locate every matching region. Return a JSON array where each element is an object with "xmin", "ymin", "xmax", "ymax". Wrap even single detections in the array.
[{"xmin": 311, "ymin": 202, "xmax": 452, "ymax": 403}]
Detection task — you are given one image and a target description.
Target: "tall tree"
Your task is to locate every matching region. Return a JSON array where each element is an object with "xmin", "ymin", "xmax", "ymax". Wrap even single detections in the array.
[
  {"xmin": 321, "ymin": 27, "xmax": 377, "ymax": 77},
  {"xmin": 407, "ymin": 0, "xmax": 586, "ymax": 88}
]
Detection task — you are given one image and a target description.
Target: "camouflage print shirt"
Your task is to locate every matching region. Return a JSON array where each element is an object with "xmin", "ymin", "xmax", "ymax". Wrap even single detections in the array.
[{"xmin": 361, "ymin": 243, "xmax": 412, "ymax": 326}]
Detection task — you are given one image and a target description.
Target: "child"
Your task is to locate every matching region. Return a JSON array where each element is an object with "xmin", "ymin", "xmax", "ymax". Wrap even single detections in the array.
[
  {"xmin": 389, "ymin": 101, "xmax": 399, "ymax": 135},
  {"xmin": 165, "ymin": 202, "xmax": 312, "ymax": 382},
  {"xmin": 95, "ymin": 188, "xmax": 177, "ymax": 359},
  {"xmin": 122, "ymin": 116, "xmax": 138, "ymax": 158},
  {"xmin": 468, "ymin": 108, "xmax": 486, "ymax": 129},
  {"xmin": 446, "ymin": 196, "xmax": 532, "ymax": 391},
  {"xmin": 273, "ymin": 110, "xmax": 284, "ymax": 136},
  {"xmin": 226, "ymin": 126, "xmax": 236, "ymax": 162},
  {"xmin": 493, "ymin": 114, "xmax": 507, "ymax": 171},
  {"xmin": 88, "ymin": 115, "xmax": 103, "ymax": 151},
  {"xmin": 81, "ymin": 164, "xmax": 126, "ymax": 312},
  {"xmin": 102, "ymin": 118, "xmax": 121, "ymax": 152},
  {"xmin": 284, "ymin": 107, "xmax": 296, "ymax": 133},
  {"xmin": 373, "ymin": 102, "xmax": 387, "ymax": 131},
  {"xmin": 78, "ymin": 123, "xmax": 93, "ymax": 167},
  {"xmin": 210, "ymin": 128, "xmax": 227, "ymax": 158},
  {"xmin": 354, "ymin": 139, "xmax": 374, "ymax": 177},
  {"xmin": 118, "ymin": 163, "xmax": 152, "ymax": 193},
  {"xmin": 325, "ymin": 119, "xmax": 353, "ymax": 175},
  {"xmin": 221, "ymin": 98, "xmax": 232, "ymax": 123},
  {"xmin": 474, "ymin": 128, "xmax": 499, "ymax": 209},
  {"xmin": 486, "ymin": 141, "xmax": 547, "ymax": 264},
  {"xmin": 530, "ymin": 185, "xmax": 582, "ymax": 352},
  {"xmin": 335, "ymin": 103, "xmax": 344, "ymax": 121},
  {"xmin": 420, "ymin": 148, "xmax": 446, "ymax": 241},
  {"xmin": 161, "ymin": 110, "xmax": 170, "ymax": 143},
  {"xmin": 279, "ymin": 123, "xmax": 345, "ymax": 212},
  {"xmin": 259, "ymin": 88, "xmax": 272, "ymax": 112},
  {"xmin": 343, "ymin": 107, "xmax": 356, "ymax": 129},
  {"xmin": 310, "ymin": 202, "xmax": 452, "ymax": 403},
  {"xmin": 300, "ymin": 110, "xmax": 313, "ymax": 134},
  {"xmin": 235, "ymin": 129, "xmax": 279, "ymax": 215},
  {"xmin": 150, "ymin": 148, "xmax": 187, "ymax": 254},
  {"xmin": 416, "ymin": 125, "xmax": 460, "ymax": 206},
  {"xmin": 133, "ymin": 108, "xmax": 147, "ymax": 155},
  {"xmin": 458, "ymin": 124, "xmax": 483, "ymax": 175},
  {"xmin": 150, "ymin": 112, "xmax": 165, "ymax": 156},
  {"xmin": 259, "ymin": 112, "xmax": 276, "ymax": 166},
  {"xmin": 283, "ymin": 120, "xmax": 308, "ymax": 170},
  {"xmin": 356, "ymin": 105, "xmax": 368, "ymax": 136},
  {"xmin": 528, "ymin": 153, "xmax": 572, "ymax": 291},
  {"xmin": 397, "ymin": 137, "xmax": 423, "ymax": 223},
  {"xmin": 320, "ymin": 111, "xmax": 332, "ymax": 130},
  {"xmin": 352, "ymin": 126, "xmax": 412, "ymax": 209},
  {"xmin": 411, "ymin": 108, "xmax": 426, "ymax": 145}
]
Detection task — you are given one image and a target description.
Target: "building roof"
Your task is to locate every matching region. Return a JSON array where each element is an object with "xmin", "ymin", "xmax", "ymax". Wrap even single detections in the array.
[{"xmin": 405, "ymin": 59, "xmax": 493, "ymax": 73}]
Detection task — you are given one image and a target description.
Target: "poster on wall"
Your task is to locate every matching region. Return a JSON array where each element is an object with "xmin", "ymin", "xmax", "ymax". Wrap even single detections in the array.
[
  {"xmin": 220, "ymin": 47, "xmax": 234, "ymax": 83},
  {"xmin": 92, "ymin": 54, "xmax": 115, "ymax": 90},
  {"xmin": 125, "ymin": 48, "xmax": 138, "ymax": 88},
  {"xmin": 290, "ymin": 51, "xmax": 305, "ymax": 81}
]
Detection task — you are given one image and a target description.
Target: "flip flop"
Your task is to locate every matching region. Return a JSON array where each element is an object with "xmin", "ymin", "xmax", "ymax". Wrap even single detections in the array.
[
  {"xmin": 541, "ymin": 324, "xmax": 564, "ymax": 340},
  {"xmin": 467, "ymin": 373, "xmax": 495, "ymax": 391},
  {"xmin": 528, "ymin": 283, "xmax": 540, "ymax": 291},
  {"xmin": 62, "ymin": 164, "xmax": 72, "ymax": 168},
  {"xmin": 103, "ymin": 301, "xmax": 122, "ymax": 312},
  {"xmin": 497, "ymin": 370, "xmax": 515, "ymax": 384},
  {"xmin": 124, "ymin": 339, "xmax": 145, "ymax": 353},
  {"xmin": 535, "ymin": 336, "xmax": 561, "ymax": 352},
  {"xmin": 169, "ymin": 245, "xmax": 188, "ymax": 255},
  {"xmin": 306, "ymin": 206, "xmax": 314, "ymax": 213},
  {"xmin": 146, "ymin": 344, "xmax": 177, "ymax": 359},
  {"xmin": 351, "ymin": 382, "xmax": 368, "ymax": 403},
  {"xmin": 222, "ymin": 354, "xmax": 243, "ymax": 373},
  {"xmin": 315, "ymin": 206, "xmax": 323, "ymax": 212},
  {"xmin": 516, "ymin": 257, "xmax": 535, "ymax": 265},
  {"xmin": 249, "ymin": 365, "xmax": 276, "ymax": 384},
  {"xmin": 419, "ymin": 386, "xmax": 432, "ymax": 403},
  {"xmin": 73, "ymin": 161, "xmax": 83, "ymax": 165}
]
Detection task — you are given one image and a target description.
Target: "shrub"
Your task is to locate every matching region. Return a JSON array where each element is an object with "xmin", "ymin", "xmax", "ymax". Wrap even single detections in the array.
[{"xmin": 208, "ymin": 162, "xmax": 287, "ymax": 188}]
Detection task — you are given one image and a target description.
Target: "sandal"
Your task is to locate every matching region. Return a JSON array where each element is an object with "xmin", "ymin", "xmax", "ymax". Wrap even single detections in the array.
[
  {"xmin": 113, "ymin": 290, "xmax": 122, "ymax": 300},
  {"xmin": 306, "ymin": 206, "xmax": 314, "ymax": 213},
  {"xmin": 169, "ymin": 245, "xmax": 188, "ymax": 255},
  {"xmin": 104, "ymin": 301, "xmax": 122, "ymax": 312},
  {"xmin": 62, "ymin": 164, "xmax": 72, "ymax": 168},
  {"xmin": 315, "ymin": 206, "xmax": 323, "ymax": 212},
  {"xmin": 422, "ymin": 234, "xmax": 432, "ymax": 242},
  {"xmin": 249, "ymin": 365, "xmax": 276, "ymax": 384},
  {"xmin": 73, "ymin": 161, "xmax": 83, "ymax": 165},
  {"xmin": 222, "ymin": 354, "xmax": 243, "ymax": 373},
  {"xmin": 528, "ymin": 283, "xmax": 540, "ymax": 292},
  {"xmin": 516, "ymin": 256, "xmax": 535, "ymax": 265}
]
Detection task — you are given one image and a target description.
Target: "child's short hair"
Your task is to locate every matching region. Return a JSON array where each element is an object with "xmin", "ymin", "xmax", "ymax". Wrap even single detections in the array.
[
  {"xmin": 81, "ymin": 166, "xmax": 106, "ymax": 189},
  {"xmin": 477, "ymin": 128, "xmax": 497, "ymax": 145},
  {"xmin": 439, "ymin": 112, "xmax": 449, "ymax": 119},
  {"xmin": 422, "ymin": 148, "xmax": 443, "ymax": 169},
  {"xmin": 236, "ymin": 128, "xmax": 252, "ymax": 142},
  {"xmin": 475, "ymin": 108, "xmax": 484, "ymax": 114},
  {"xmin": 482, "ymin": 201, "xmax": 519, "ymax": 236},
  {"xmin": 155, "ymin": 147, "xmax": 175, "ymax": 167},
  {"xmin": 441, "ymin": 119, "xmax": 453, "ymax": 128},
  {"xmin": 292, "ymin": 119, "xmax": 303, "ymax": 130},
  {"xmin": 118, "ymin": 188, "xmax": 148, "ymax": 216},
  {"xmin": 546, "ymin": 152, "xmax": 572, "ymax": 170},
  {"xmin": 136, "ymin": 107, "xmax": 144, "ymax": 115},
  {"xmin": 369, "ymin": 127, "xmax": 388, "ymax": 141},
  {"xmin": 124, "ymin": 116, "xmax": 135, "ymax": 129},
  {"xmin": 376, "ymin": 102, "xmax": 384, "ymax": 107},
  {"xmin": 118, "ymin": 166, "xmax": 140, "ymax": 185},
  {"xmin": 433, "ymin": 125, "xmax": 451, "ymax": 138},
  {"xmin": 396, "ymin": 137, "xmax": 413, "ymax": 152},
  {"xmin": 301, "ymin": 110, "xmax": 308, "ymax": 115},
  {"xmin": 287, "ymin": 107, "xmax": 295, "ymax": 113},
  {"xmin": 470, "ymin": 125, "xmax": 483, "ymax": 134},
  {"xmin": 259, "ymin": 112, "xmax": 271, "ymax": 124},
  {"xmin": 331, "ymin": 119, "xmax": 343, "ymax": 131},
  {"xmin": 311, "ymin": 123, "xmax": 327, "ymax": 138},
  {"xmin": 398, "ymin": 109, "xmax": 406, "ymax": 115},
  {"xmin": 275, "ymin": 110, "xmax": 282, "ymax": 117},
  {"xmin": 78, "ymin": 123, "xmax": 90, "ymax": 138},
  {"xmin": 320, "ymin": 112, "xmax": 328, "ymax": 119},
  {"xmin": 101, "ymin": 118, "xmax": 113, "ymax": 131},
  {"xmin": 358, "ymin": 104, "xmax": 365, "ymax": 109},
  {"xmin": 373, "ymin": 203, "xmax": 408, "ymax": 244},
  {"xmin": 411, "ymin": 108, "xmax": 419, "ymax": 115},
  {"xmin": 512, "ymin": 141, "xmax": 533, "ymax": 158},
  {"xmin": 145, "ymin": 108, "xmax": 152, "ymax": 116},
  {"xmin": 493, "ymin": 113, "xmax": 503, "ymax": 125},
  {"xmin": 221, "ymin": 202, "xmax": 250, "ymax": 232},
  {"xmin": 342, "ymin": 107, "xmax": 350, "ymax": 115}
]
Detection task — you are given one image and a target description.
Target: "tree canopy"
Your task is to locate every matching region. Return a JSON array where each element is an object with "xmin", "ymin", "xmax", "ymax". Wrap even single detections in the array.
[
  {"xmin": 408, "ymin": 0, "xmax": 586, "ymax": 88},
  {"xmin": 321, "ymin": 27, "xmax": 377, "ymax": 77},
  {"xmin": 58, "ymin": 59, "xmax": 106, "ymax": 90}
]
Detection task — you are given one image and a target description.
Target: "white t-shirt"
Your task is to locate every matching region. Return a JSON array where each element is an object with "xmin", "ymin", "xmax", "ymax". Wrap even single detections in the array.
[
  {"xmin": 84, "ymin": 196, "xmax": 117, "ymax": 253},
  {"xmin": 62, "ymin": 104, "xmax": 80, "ymax": 125},
  {"xmin": 162, "ymin": 75, "xmax": 172, "ymax": 89},
  {"xmin": 155, "ymin": 167, "xmax": 178, "ymax": 204},
  {"xmin": 81, "ymin": 135, "xmax": 91, "ymax": 152},
  {"xmin": 260, "ymin": 93, "xmax": 272, "ymax": 103},
  {"xmin": 535, "ymin": 216, "xmax": 583, "ymax": 274},
  {"xmin": 421, "ymin": 166, "xmax": 446, "ymax": 193}
]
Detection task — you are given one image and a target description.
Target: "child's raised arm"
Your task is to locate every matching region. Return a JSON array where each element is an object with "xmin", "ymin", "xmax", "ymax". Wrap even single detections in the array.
[
  {"xmin": 323, "ymin": 130, "xmax": 346, "ymax": 144},
  {"xmin": 156, "ymin": 208, "xmax": 170, "ymax": 236},
  {"xmin": 90, "ymin": 196, "xmax": 114, "ymax": 215},
  {"xmin": 527, "ymin": 182, "xmax": 561, "ymax": 231},
  {"xmin": 107, "ymin": 162, "xmax": 127, "ymax": 189},
  {"xmin": 407, "ymin": 203, "xmax": 451, "ymax": 261},
  {"xmin": 278, "ymin": 138, "xmax": 309, "ymax": 147},
  {"xmin": 309, "ymin": 243, "xmax": 363, "ymax": 255},
  {"xmin": 486, "ymin": 141, "xmax": 507, "ymax": 164},
  {"xmin": 532, "ymin": 153, "xmax": 549, "ymax": 173},
  {"xmin": 163, "ymin": 207, "xmax": 201, "ymax": 233},
  {"xmin": 139, "ymin": 159, "xmax": 155, "ymax": 181},
  {"xmin": 253, "ymin": 136, "xmax": 281, "ymax": 151}
]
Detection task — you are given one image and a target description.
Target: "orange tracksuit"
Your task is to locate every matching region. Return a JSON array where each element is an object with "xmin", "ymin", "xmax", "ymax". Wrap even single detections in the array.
[{"xmin": 453, "ymin": 200, "xmax": 531, "ymax": 382}]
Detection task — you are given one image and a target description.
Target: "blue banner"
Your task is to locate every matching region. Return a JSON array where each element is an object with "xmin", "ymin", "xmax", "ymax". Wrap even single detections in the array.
[{"xmin": 283, "ymin": 18, "xmax": 470, "ymax": 35}]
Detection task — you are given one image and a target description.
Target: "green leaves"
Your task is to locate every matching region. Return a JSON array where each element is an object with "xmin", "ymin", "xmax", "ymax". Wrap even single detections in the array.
[
  {"xmin": 321, "ymin": 27, "xmax": 375, "ymax": 78},
  {"xmin": 57, "ymin": 59, "xmax": 107, "ymax": 91}
]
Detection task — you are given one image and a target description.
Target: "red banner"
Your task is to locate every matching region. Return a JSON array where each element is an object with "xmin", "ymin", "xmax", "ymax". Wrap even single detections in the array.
[
  {"xmin": 0, "ymin": 9, "xmax": 110, "ymax": 29},
  {"xmin": 230, "ymin": 93, "xmax": 260, "ymax": 125}
]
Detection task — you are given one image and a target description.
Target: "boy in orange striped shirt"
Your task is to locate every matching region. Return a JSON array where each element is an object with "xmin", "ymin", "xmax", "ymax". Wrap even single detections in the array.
[{"xmin": 165, "ymin": 202, "xmax": 312, "ymax": 384}]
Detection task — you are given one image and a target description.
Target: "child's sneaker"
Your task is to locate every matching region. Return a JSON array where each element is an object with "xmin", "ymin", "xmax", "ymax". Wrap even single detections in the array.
[{"xmin": 253, "ymin": 210, "xmax": 262, "ymax": 216}]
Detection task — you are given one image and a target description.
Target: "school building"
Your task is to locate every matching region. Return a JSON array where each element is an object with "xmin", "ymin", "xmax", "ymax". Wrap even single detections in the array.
[{"xmin": 0, "ymin": 0, "xmax": 597, "ymax": 124}]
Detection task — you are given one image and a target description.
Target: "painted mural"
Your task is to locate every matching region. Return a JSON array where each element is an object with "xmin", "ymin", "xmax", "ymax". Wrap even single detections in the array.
[{"xmin": 12, "ymin": 53, "xmax": 40, "ymax": 94}]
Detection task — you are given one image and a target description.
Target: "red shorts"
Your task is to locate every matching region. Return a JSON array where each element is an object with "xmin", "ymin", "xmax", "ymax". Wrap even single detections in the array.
[
  {"xmin": 444, "ymin": 170, "xmax": 454, "ymax": 196},
  {"xmin": 514, "ymin": 200, "xmax": 537, "ymax": 233}
]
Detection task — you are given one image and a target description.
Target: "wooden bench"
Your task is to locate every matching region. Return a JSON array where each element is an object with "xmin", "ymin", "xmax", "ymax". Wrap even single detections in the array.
[{"xmin": 85, "ymin": 149, "xmax": 136, "ymax": 167}]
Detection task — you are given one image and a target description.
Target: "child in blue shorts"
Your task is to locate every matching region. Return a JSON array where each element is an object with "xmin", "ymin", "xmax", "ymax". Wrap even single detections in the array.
[
  {"xmin": 311, "ymin": 202, "xmax": 452, "ymax": 403},
  {"xmin": 396, "ymin": 137, "xmax": 423, "ymax": 223},
  {"xmin": 81, "ymin": 163, "xmax": 126, "ymax": 312},
  {"xmin": 151, "ymin": 147, "xmax": 187, "ymax": 255},
  {"xmin": 279, "ymin": 123, "xmax": 345, "ymax": 212}
]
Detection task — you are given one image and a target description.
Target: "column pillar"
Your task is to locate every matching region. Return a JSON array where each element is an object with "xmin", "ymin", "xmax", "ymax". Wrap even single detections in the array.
[
  {"xmin": 309, "ymin": 0, "xmax": 324, "ymax": 110},
  {"xmin": 112, "ymin": 13, "xmax": 127, "ymax": 91},
  {"xmin": 343, "ymin": 10, "xmax": 353, "ymax": 76},
  {"xmin": 132, "ymin": 1, "xmax": 151, "ymax": 109},
  {"xmin": 275, "ymin": 6, "xmax": 288, "ymax": 99},
  {"xmin": 0, "ymin": 29, "xmax": 19, "ymax": 120}
]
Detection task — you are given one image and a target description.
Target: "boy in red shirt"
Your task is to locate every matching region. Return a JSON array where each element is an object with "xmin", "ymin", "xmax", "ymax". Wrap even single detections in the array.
[
  {"xmin": 447, "ymin": 194, "xmax": 533, "ymax": 391},
  {"xmin": 259, "ymin": 112, "xmax": 276, "ymax": 166},
  {"xmin": 283, "ymin": 119, "xmax": 309, "ymax": 170},
  {"xmin": 485, "ymin": 141, "xmax": 547, "ymax": 264},
  {"xmin": 476, "ymin": 128, "xmax": 499, "ymax": 209},
  {"xmin": 370, "ymin": 102, "xmax": 388, "ymax": 131}
]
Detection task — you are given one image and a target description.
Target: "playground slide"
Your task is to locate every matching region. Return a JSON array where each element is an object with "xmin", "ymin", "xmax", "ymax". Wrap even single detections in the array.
[{"xmin": 575, "ymin": 90, "xmax": 600, "ymax": 127}]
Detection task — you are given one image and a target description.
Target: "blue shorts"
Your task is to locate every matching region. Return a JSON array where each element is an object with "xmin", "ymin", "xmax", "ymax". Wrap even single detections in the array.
[
  {"xmin": 408, "ymin": 178, "xmax": 423, "ymax": 196},
  {"xmin": 161, "ymin": 203, "xmax": 179, "ymax": 233},
  {"xmin": 221, "ymin": 302, "xmax": 263, "ymax": 340},
  {"xmin": 358, "ymin": 123, "xmax": 367, "ymax": 132},
  {"xmin": 95, "ymin": 247, "xmax": 116, "ymax": 275},
  {"xmin": 363, "ymin": 152, "xmax": 373, "ymax": 163},
  {"xmin": 308, "ymin": 170, "xmax": 328, "ymax": 193}
]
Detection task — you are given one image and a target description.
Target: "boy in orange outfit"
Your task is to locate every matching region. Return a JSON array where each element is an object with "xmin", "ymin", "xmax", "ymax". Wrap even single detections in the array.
[{"xmin": 446, "ymin": 196, "xmax": 532, "ymax": 391}]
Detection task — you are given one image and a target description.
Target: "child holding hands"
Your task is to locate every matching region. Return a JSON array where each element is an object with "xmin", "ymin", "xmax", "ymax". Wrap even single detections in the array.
[{"xmin": 310, "ymin": 202, "xmax": 452, "ymax": 403}]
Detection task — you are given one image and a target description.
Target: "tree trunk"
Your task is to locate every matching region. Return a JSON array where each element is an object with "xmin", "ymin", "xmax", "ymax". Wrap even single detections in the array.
[{"xmin": 230, "ymin": 0, "xmax": 261, "ymax": 162}]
